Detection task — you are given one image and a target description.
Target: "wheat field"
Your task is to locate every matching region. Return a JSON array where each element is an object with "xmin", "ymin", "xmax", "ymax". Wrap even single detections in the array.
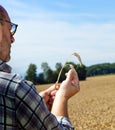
[{"xmin": 36, "ymin": 74, "xmax": 115, "ymax": 130}]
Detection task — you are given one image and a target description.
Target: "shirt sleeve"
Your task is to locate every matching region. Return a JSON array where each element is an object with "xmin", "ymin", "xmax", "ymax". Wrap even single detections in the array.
[
  {"xmin": 15, "ymin": 80, "xmax": 74, "ymax": 130},
  {"xmin": 57, "ymin": 116, "xmax": 74, "ymax": 130}
]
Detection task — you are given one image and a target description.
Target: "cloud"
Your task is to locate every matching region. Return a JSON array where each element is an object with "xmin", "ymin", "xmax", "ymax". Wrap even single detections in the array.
[
  {"xmin": 11, "ymin": 20, "xmax": 115, "ymax": 70},
  {"xmin": 1, "ymin": 0, "xmax": 115, "ymax": 76}
]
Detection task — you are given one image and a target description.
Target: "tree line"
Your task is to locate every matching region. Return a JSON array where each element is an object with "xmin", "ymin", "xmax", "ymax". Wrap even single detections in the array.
[
  {"xmin": 86, "ymin": 63, "xmax": 115, "ymax": 76},
  {"xmin": 25, "ymin": 62, "xmax": 115, "ymax": 85}
]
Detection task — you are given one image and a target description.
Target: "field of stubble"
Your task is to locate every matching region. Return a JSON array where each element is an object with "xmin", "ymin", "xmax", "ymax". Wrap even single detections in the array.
[{"xmin": 36, "ymin": 74, "xmax": 115, "ymax": 130}]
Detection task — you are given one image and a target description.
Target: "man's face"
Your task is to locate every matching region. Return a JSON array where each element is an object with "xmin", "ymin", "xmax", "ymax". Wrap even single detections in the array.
[{"xmin": 0, "ymin": 9, "xmax": 15, "ymax": 62}]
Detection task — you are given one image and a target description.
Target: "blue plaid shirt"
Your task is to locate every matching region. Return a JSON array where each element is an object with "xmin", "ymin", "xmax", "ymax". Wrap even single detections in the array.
[{"xmin": 0, "ymin": 60, "xmax": 74, "ymax": 130}]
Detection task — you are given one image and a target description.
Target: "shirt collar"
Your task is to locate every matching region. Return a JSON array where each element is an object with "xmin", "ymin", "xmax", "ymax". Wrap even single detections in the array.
[{"xmin": 0, "ymin": 60, "xmax": 12, "ymax": 73}]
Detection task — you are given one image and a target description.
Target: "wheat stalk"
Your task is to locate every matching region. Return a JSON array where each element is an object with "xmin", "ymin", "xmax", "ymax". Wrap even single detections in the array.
[
  {"xmin": 72, "ymin": 52, "xmax": 82, "ymax": 66},
  {"xmin": 55, "ymin": 52, "xmax": 82, "ymax": 88}
]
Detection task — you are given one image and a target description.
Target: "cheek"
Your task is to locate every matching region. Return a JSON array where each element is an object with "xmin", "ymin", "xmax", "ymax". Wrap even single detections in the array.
[
  {"xmin": 0, "ymin": 33, "xmax": 10, "ymax": 52},
  {"xmin": 0, "ymin": 29, "xmax": 2, "ymax": 42},
  {"xmin": 1, "ymin": 25, "xmax": 11, "ymax": 45},
  {"xmin": 2, "ymin": 30, "xmax": 10, "ymax": 45}
]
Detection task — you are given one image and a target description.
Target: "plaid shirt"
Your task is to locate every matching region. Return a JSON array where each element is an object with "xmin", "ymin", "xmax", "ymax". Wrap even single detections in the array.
[{"xmin": 0, "ymin": 60, "xmax": 74, "ymax": 130}]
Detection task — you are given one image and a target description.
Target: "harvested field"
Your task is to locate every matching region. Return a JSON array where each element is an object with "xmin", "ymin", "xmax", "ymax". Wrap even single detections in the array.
[{"xmin": 36, "ymin": 74, "xmax": 115, "ymax": 130}]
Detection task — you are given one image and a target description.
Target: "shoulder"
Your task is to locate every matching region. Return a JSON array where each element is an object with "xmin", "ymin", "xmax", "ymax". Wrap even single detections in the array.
[
  {"xmin": 0, "ymin": 72, "xmax": 36, "ymax": 98},
  {"xmin": 16, "ymin": 78, "xmax": 38, "ymax": 99}
]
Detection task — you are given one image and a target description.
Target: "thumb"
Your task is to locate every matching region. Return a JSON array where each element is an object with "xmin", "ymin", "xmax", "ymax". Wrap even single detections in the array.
[
  {"xmin": 66, "ymin": 68, "xmax": 79, "ymax": 86},
  {"xmin": 66, "ymin": 68, "xmax": 76, "ymax": 81}
]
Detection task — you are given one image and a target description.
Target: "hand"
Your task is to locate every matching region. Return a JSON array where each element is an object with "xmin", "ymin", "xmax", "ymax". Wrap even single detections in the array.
[
  {"xmin": 56, "ymin": 68, "xmax": 80, "ymax": 99},
  {"xmin": 39, "ymin": 85, "xmax": 58, "ymax": 111},
  {"xmin": 51, "ymin": 68, "xmax": 80, "ymax": 117}
]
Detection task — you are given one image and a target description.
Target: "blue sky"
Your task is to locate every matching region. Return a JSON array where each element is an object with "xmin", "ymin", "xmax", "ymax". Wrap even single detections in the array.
[{"xmin": 1, "ymin": 0, "xmax": 115, "ymax": 76}]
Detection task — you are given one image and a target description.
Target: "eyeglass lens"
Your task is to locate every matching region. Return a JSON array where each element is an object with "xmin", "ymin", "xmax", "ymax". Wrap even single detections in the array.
[{"xmin": 11, "ymin": 24, "xmax": 17, "ymax": 35}]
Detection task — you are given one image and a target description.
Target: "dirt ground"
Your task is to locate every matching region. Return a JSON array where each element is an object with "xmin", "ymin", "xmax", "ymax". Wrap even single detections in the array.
[{"xmin": 36, "ymin": 74, "xmax": 115, "ymax": 130}]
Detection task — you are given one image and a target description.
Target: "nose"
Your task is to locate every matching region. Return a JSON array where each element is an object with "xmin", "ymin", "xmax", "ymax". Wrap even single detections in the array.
[{"xmin": 11, "ymin": 35, "xmax": 15, "ymax": 43}]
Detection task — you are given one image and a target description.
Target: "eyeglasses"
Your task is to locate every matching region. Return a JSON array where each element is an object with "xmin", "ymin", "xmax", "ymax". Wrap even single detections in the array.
[{"xmin": 0, "ymin": 19, "xmax": 18, "ymax": 36}]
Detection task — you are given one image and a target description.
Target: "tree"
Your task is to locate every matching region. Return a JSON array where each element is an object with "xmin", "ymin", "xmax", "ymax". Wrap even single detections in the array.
[
  {"xmin": 25, "ymin": 63, "xmax": 37, "ymax": 84},
  {"xmin": 45, "ymin": 69, "xmax": 57, "ymax": 83},
  {"xmin": 54, "ymin": 62, "xmax": 63, "ymax": 82},
  {"xmin": 37, "ymin": 73, "xmax": 46, "ymax": 84},
  {"xmin": 74, "ymin": 64, "xmax": 87, "ymax": 80},
  {"xmin": 55, "ymin": 63, "xmax": 62, "ymax": 71},
  {"xmin": 41, "ymin": 62, "xmax": 50, "ymax": 81},
  {"xmin": 65, "ymin": 62, "xmax": 87, "ymax": 80},
  {"xmin": 55, "ymin": 62, "xmax": 87, "ymax": 82},
  {"xmin": 86, "ymin": 63, "xmax": 115, "ymax": 77}
]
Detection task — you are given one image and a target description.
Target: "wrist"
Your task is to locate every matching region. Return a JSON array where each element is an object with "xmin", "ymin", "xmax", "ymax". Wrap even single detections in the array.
[
  {"xmin": 51, "ymin": 92, "xmax": 68, "ymax": 117},
  {"xmin": 56, "ymin": 91, "xmax": 69, "ymax": 101}
]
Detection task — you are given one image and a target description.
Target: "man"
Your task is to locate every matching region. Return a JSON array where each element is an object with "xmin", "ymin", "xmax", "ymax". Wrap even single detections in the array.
[{"xmin": 0, "ymin": 5, "xmax": 80, "ymax": 130}]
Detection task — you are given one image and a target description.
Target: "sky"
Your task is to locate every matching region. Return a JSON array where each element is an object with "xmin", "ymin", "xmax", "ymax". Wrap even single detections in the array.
[{"xmin": 1, "ymin": 0, "xmax": 115, "ymax": 76}]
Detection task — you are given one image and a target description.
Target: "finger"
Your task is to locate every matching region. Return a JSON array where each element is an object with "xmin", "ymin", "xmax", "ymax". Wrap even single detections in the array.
[
  {"xmin": 55, "ymin": 83, "xmax": 60, "ymax": 90},
  {"xmin": 71, "ymin": 81, "xmax": 80, "ymax": 88},
  {"xmin": 50, "ymin": 90, "xmax": 57, "ymax": 96},
  {"xmin": 66, "ymin": 68, "xmax": 80, "ymax": 89},
  {"xmin": 65, "ymin": 72, "xmax": 68, "ymax": 77},
  {"xmin": 66, "ymin": 68, "xmax": 76, "ymax": 81}
]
